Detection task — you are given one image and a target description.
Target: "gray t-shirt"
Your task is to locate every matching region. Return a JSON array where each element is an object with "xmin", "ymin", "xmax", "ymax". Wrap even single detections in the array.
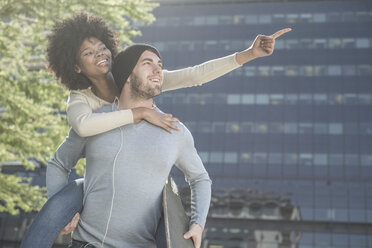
[{"xmin": 47, "ymin": 104, "xmax": 211, "ymax": 248}]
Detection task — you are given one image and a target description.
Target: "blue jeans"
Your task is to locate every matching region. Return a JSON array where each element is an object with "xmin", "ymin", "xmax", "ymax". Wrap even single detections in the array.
[
  {"xmin": 20, "ymin": 178, "xmax": 166, "ymax": 248},
  {"xmin": 20, "ymin": 179, "xmax": 84, "ymax": 248}
]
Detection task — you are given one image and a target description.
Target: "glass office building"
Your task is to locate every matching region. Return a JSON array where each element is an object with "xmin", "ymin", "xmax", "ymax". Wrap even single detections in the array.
[{"xmin": 133, "ymin": 0, "xmax": 372, "ymax": 247}]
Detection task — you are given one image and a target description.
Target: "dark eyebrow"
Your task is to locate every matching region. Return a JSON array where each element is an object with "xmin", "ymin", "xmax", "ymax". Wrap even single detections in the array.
[
  {"xmin": 80, "ymin": 41, "xmax": 104, "ymax": 55},
  {"xmin": 141, "ymin": 58, "xmax": 162, "ymax": 64},
  {"xmin": 80, "ymin": 47, "xmax": 90, "ymax": 55}
]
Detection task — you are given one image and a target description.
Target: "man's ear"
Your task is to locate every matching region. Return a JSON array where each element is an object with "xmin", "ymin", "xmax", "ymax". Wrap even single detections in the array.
[
  {"xmin": 126, "ymin": 74, "xmax": 132, "ymax": 85},
  {"xmin": 74, "ymin": 65, "xmax": 81, "ymax": 73}
]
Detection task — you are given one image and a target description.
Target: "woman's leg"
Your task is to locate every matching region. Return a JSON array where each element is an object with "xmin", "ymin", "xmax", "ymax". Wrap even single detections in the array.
[{"xmin": 20, "ymin": 178, "xmax": 84, "ymax": 248}]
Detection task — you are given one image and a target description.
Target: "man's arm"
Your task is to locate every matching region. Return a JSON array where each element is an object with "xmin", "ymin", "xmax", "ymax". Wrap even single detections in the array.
[
  {"xmin": 162, "ymin": 53, "xmax": 241, "ymax": 92},
  {"xmin": 46, "ymin": 128, "xmax": 87, "ymax": 198},
  {"xmin": 162, "ymin": 28, "xmax": 291, "ymax": 92},
  {"xmin": 174, "ymin": 125, "xmax": 212, "ymax": 248}
]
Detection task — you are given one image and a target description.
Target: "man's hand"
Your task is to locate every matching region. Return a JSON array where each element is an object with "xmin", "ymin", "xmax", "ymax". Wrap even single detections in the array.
[
  {"xmin": 236, "ymin": 28, "xmax": 292, "ymax": 65},
  {"xmin": 183, "ymin": 223, "xmax": 203, "ymax": 248},
  {"xmin": 60, "ymin": 213, "xmax": 80, "ymax": 235}
]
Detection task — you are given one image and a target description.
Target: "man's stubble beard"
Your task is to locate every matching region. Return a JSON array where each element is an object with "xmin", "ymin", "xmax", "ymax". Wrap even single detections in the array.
[{"xmin": 129, "ymin": 73, "xmax": 162, "ymax": 100}]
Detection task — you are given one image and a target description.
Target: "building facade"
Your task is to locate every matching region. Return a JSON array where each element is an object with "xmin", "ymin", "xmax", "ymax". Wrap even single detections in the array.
[{"xmin": 134, "ymin": 0, "xmax": 372, "ymax": 247}]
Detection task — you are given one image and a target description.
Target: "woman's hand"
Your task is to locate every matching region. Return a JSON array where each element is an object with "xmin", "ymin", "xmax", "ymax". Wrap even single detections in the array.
[{"xmin": 132, "ymin": 107, "xmax": 180, "ymax": 133}]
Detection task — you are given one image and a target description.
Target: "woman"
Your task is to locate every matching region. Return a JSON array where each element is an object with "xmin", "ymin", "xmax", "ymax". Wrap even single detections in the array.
[{"xmin": 20, "ymin": 12, "xmax": 290, "ymax": 247}]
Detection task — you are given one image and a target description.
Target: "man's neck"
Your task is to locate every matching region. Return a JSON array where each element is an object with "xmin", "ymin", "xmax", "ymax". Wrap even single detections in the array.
[{"xmin": 118, "ymin": 84, "xmax": 154, "ymax": 110}]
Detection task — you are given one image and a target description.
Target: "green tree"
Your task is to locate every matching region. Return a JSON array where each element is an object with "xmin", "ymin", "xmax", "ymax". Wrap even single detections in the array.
[{"xmin": 0, "ymin": 0, "xmax": 157, "ymax": 215}]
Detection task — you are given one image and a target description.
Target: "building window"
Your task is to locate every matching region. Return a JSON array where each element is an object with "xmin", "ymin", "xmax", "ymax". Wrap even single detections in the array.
[
  {"xmin": 343, "ymin": 65, "xmax": 356, "ymax": 76},
  {"xmin": 343, "ymin": 12, "xmax": 355, "ymax": 22},
  {"xmin": 361, "ymin": 155, "xmax": 372, "ymax": 166},
  {"xmin": 314, "ymin": 123, "xmax": 328, "ymax": 134},
  {"xmin": 284, "ymin": 154, "xmax": 297, "ymax": 165},
  {"xmin": 287, "ymin": 14, "xmax": 298, "ymax": 23},
  {"xmin": 256, "ymin": 94, "xmax": 269, "ymax": 104},
  {"xmin": 299, "ymin": 123, "xmax": 313, "ymax": 134},
  {"xmin": 233, "ymin": 15, "xmax": 245, "ymax": 24},
  {"xmin": 314, "ymin": 39, "xmax": 327, "ymax": 49},
  {"xmin": 342, "ymin": 38, "xmax": 355, "ymax": 48},
  {"xmin": 301, "ymin": 65, "xmax": 314, "ymax": 76},
  {"xmin": 314, "ymin": 154, "xmax": 328, "ymax": 166},
  {"xmin": 328, "ymin": 65, "xmax": 342, "ymax": 76},
  {"xmin": 226, "ymin": 122, "xmax": 240, "ymax": 133},
  {"xmin": 275, "ymin": 39, "xmax": 285, "ymax": 49},
  {"xmin": 284, "ymin": 123, "xmax": 297, "ymax": 134},
  {"xmin": 329, "ymin": 38, "xmax": 342, "ymax": 49},
  {"xmin": 299, "ymin": 154, "xmax": 313, "ymax": 166},
  {"xmin": 313, "ymin": 13, "xmax": 326, "ymax": 23},
  {"xmin": 241, "ymin": 94, "xmax": 255, "ymax": 104},
  {"xmin": 227, "ymin": 94, "xmax": 241, "ymax": 105},
  {"xmin": 206, "ymin": 16, "xmax": 219, "ymax": 25},
  {"xmin": 273, "ymin": 14, "xmax": 285, "ymax": 23},
  {"xmin": 240, "ymin": 152, "xmax": 252, "ymax": 163},
  {"xmin": 329, "ymin": 123, "xmax": 343, "ymax": 135},
  {"xmin": 224, "ymin": 152, "xmax": 238, "ymax": 164},
  {"xmin": 358, "ymin": 65, "xmax": 372, "ymax": 76},
  {"xmin": 345, "ymin": 154, "xmax": 359, "ymax": 166},
  {"xmin": 314, "ymin": 94, "xmax": 327, "ymax": 105},
  {"xmin": 255, "ymin": 123, "xmax": 268, "ymax": 134},
  {"xmin": 254, "ymin": 153, "xmax": 267, "ymax": 164},
  {"xmin": 270, "ymin": 94, "xmax": 284, "ymax": 105},
  {"xmin": 360, "ymin": 123, "xmax": 372, "ymax": 135},
  {"xmin": 286, "ymin": 66, "xmax": 299, "ymax": 76},
  {"xmin": 285, "ymin": 94, "xmax": 298, "ymax": 104},
  {"xmin": 245, "ymin": 14, "xmax": 257, "ymax": 24},
  {"xmin": 258, "ymin": 15, "xmax": 271, "ymax": 24},
  {"xmin": 286, "ymin": 39, "xmax": 299, "ymax": 49},
  {"xmin": 329, "ymin": 154, "xmax": 343, "ymax": 166},
  {"xmin": 219, "ymin": 15, "xmax": 233, "ymax": 25},
  {"xmin": 258, "ymin": 66, "xmax": 270, "ymax": 76},
  {"xmin": 194, "ymin": 16, "xmax": 205, "ymax": 25},
  {"xmin": 327, "ymin": 12, "xmax": 342, "ymax": 22},
  {"xmin": 269, "ymin": 153, "xmax": 282, "ymax": 164},
  {"xmin": 210, "ymin": 152, "xmax": 223, "ymax": 163},
  {"xmin": 356, "ymin": 38, "xmax": 370, "ymax": 48}
]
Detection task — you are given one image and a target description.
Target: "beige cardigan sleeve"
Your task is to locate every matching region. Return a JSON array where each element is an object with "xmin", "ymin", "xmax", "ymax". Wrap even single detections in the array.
[
  {"xmin": 162, "ymin": 53, "xmax": 241, "ymax": 91},
  {"xmin": 66, "ymin": 53, "xmax": 241, "ymax": 137},
  {"xmin": 67, "ymin": 91, "xmax": 134, "ymax": 137}
]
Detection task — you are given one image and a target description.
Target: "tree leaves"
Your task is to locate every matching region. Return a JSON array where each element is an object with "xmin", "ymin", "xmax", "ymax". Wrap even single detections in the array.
[{"xmin": 0, "ymin": 0, "xmax": 157, "ymax": 214}]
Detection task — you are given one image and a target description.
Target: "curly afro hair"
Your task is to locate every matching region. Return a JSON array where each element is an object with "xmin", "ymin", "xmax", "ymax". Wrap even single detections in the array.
[{"xmin": 47, "ymin": 12, "xmax": 119, "ymax": 90}]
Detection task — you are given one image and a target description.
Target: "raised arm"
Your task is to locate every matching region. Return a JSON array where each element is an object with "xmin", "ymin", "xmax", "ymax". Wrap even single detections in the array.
[
  {"xmin": 162, "ymin": 28, "xmax": 292, "ymax": 92},
  {"xmin": 46, "ymin": 128, "xmax": 87, "ymax": 198},
  {"xmin": 175, "ymin": 125, "xmax": 212, "ymax": 247},
  {"xmin": 67, "ymin": 91, "xmax": 179, "ymax": 137},
  {"xmin": 162, "ymin": 53, "xmax": 241, "ymax": 92}
]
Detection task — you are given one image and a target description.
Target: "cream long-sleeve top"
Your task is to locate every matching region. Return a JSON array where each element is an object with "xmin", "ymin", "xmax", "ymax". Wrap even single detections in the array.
[{"xmin": 67, "ymin": 53, "xmax": 241, "ymax": 137}]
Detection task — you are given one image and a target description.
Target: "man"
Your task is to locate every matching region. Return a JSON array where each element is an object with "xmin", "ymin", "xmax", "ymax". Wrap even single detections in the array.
[
  {"xmin": 46, "ymin": 27, "xmax": 292, "ymax": 247},
  {"xmin": 48, "ymin": 44, "xmax": 212, "ymax": 248}
]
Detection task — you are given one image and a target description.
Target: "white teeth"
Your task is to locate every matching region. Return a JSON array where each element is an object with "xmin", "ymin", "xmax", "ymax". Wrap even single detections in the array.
[{"xmin": 97, "ymin": 59, "xmax": 107, "ymax": 66}]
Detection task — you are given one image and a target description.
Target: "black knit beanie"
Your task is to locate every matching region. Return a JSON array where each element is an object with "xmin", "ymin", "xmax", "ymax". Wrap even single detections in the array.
[{"xmin": 112, "ymin": 44, "xmax": 161, "ymax": 91}]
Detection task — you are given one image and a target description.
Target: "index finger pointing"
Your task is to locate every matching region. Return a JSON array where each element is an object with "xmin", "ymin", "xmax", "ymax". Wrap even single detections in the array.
[{"xmin": 271, "ymin": 28, "xmax": 292, "ymax": 39}]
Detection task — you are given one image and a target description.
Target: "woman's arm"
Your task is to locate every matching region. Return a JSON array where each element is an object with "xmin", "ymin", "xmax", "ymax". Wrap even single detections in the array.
[{"xmin": 67, "ymin": 91, "xmax": 179, "ymax": 137}]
